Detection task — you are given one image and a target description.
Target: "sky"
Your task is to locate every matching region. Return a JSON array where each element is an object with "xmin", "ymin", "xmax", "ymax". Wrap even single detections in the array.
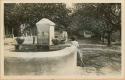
[{"xmin": 66, "ymin": 2, "xmax": 74, "ymax": 8}]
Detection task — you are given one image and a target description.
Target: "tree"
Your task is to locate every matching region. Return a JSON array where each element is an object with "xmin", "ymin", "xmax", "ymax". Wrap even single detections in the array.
[
  {"xmin": 97, "ymin": 3, "xmax": 121, "ymax": 46},
  {"xmin": 69, "ymin": 4, "xmax": 103, "ymax": 37},
  {"xmin": 69, "ymin": 3, "xmax": 121, "ymax": 46},
  {"xmin": 4, "ymin": 3, "xmax": 70, "ymax": 36},
  {"xmin": 4, "ymin": 3, "xmax": 121, "ymax": 46}
]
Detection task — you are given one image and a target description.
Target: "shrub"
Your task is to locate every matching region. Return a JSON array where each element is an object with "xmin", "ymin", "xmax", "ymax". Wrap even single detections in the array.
[
  {"xmin": 52, "ymin": 39, "xmax": 59, "ymax": 45},
  {"xmin": 16, "ymin": 37, "xmax": 24, "ymax": 45}
]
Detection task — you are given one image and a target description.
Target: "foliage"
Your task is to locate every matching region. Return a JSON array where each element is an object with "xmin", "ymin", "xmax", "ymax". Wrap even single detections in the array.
[
  {"xmin": 16, "ymin": 37, "xmax": 24, "ymax": 45},
  {"xmin": 4, "ymin": 3, "xmax": 70, "ymax": 36},
  {"xmin": 4, "ymin": 3, "xmax": 121, "ymax": 46},
  {"xmin": 52, "ymin": 39, "xmax": 59, "ymax": 45},
  {"xmin": 70, "ymin": 3, "xmax": 121, "ymax": 46}
]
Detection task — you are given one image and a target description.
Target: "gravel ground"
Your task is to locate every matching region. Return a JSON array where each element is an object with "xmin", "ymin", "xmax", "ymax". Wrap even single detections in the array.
[
  {"xmin": 77, "ymin": 39, "xmax": 121, "ymax": 76},
  {"xmin": 4, "ymin": 38, "xmax": 121, "ymax": 76}
]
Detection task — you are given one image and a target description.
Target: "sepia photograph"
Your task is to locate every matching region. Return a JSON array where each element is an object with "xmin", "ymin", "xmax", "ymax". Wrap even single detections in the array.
[{"xmin": 0, "ymin": 0, "xmax": 125, "ymax": 79}]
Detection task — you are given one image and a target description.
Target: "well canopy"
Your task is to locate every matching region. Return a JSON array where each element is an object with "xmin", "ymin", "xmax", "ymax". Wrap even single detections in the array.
[{"xmin": 36, "ymin": 18, "xmax": 55, "ymax": 26}]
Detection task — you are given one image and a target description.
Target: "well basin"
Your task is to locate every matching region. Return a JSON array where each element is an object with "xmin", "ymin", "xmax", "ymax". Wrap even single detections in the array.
[{"xmin": 4, "ymin": 46, "xmax": 78, "ymax": 75}]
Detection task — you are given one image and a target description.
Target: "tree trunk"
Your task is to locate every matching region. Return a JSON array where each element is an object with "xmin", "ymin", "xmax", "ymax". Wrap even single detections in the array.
[
  {"xmin": 14, "ymin": 24, "xmax": 21, "ymax": 37},
  {"xmin": 119, "ymin": 29, "xmax": 121, "ymax": 40},
  {"xmin": 107, "ymin": 31, "xmax": 112, "ymax": 46},
  {"xmin": 102, "ymin": 32, "xmax": 106, "ymax": 43}
]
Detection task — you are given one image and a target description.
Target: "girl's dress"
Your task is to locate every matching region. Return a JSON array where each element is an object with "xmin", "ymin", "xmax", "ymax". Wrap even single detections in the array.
[{"xmin": 71, "ymin": 41, "xmax": 84, "ymax": 67}]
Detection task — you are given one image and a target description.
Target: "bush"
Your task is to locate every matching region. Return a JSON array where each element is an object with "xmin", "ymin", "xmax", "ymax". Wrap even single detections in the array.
[
  {"xmin": 16, "ymin": 37, "xmax": 24, "ymax": 45},
  {"xmin": 52, "ymin": 39, "xmax": 59, "ymax": 45}
]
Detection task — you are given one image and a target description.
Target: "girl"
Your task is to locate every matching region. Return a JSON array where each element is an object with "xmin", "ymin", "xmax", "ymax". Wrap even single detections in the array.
[{"xmin": 70, "ymin": 36, "xmax": 84, "ymax": 67}]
